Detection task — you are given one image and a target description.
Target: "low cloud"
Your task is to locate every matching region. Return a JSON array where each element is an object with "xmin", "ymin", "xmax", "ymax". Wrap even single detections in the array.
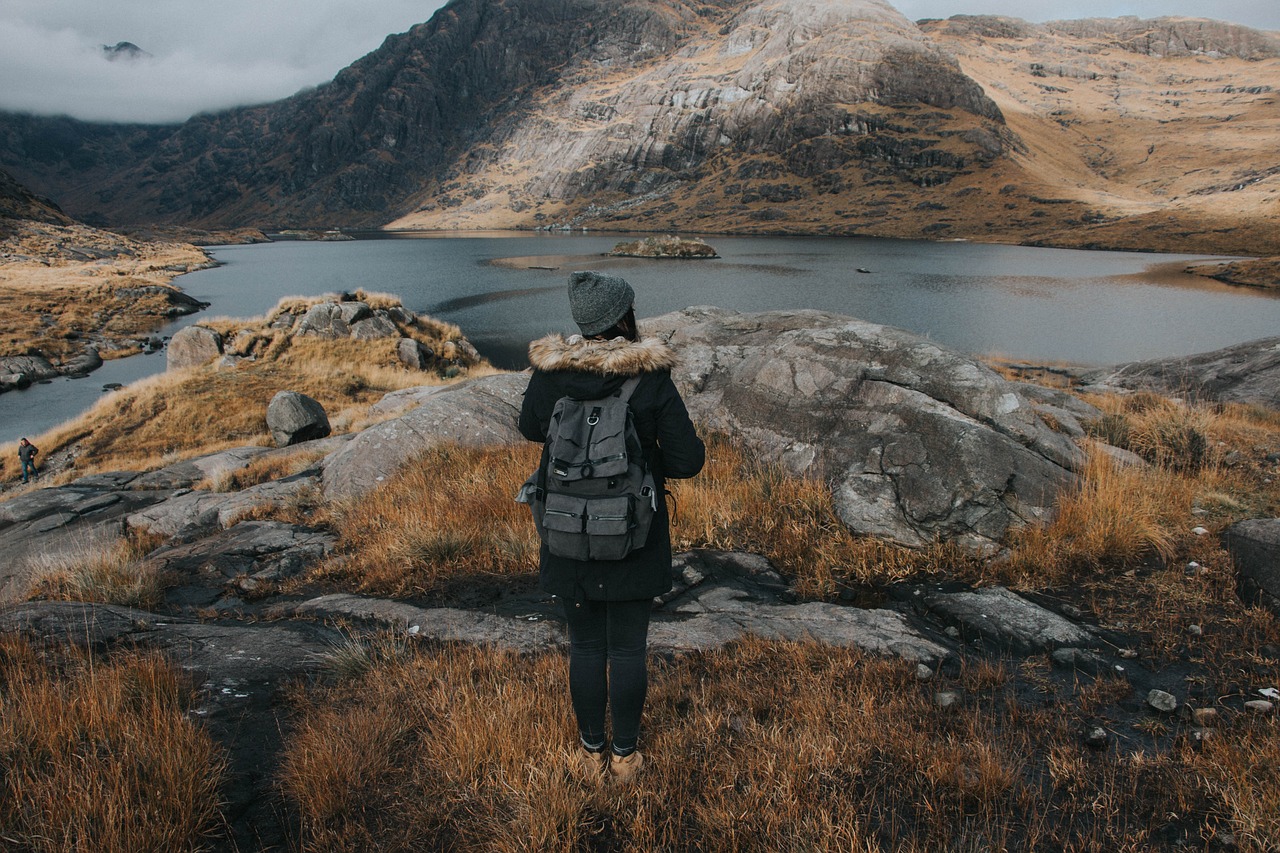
[{"xmin": 0, "ymin": 0, "xmax": 446, "ymax": 124}]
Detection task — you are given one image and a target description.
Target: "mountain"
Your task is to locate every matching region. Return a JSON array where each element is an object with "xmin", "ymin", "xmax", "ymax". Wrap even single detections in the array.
[
  {"xmin": 1, "ymin": 0, "xmax": 1277, "ymax": 254},
  {"xmin": 0, "ymin": 167, "xmax": 73, "ymax": 232},
  {"xmin": 102, "ymin": 42, "xmax": 153, "ymax": 62}
]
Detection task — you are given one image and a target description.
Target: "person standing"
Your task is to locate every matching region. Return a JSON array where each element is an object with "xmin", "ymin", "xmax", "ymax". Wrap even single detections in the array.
[
  {"xmin": 17, "ymin": 437, "xmax": 39, "ymax": 483},
  {"xmin": 519, "ymin": 271, "xmax": 705, "ymax": 783}
]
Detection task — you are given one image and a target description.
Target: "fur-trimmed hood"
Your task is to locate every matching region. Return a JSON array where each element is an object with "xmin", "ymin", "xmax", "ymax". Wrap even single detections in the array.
[{"xmin": 528, "ymin": 334, "xmax": 677, "ymax": 376}]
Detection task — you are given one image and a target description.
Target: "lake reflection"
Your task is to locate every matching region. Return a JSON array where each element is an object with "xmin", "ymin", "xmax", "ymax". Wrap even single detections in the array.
[{"xmin": 4, "ymin": 232, "xmax": 1278, "ymax": 439}]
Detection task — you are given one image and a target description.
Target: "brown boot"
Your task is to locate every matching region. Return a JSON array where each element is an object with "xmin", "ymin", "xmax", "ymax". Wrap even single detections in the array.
[
  {"xmin": 576, "ymin": 746, "xmax": 607, "ymax": 784},
  {"xmin": 608, "ymin": 750, "xmax": 644, "ymax": 783}
]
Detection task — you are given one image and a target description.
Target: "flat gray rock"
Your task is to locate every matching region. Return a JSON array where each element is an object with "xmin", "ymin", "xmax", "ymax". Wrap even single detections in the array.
[
  {"xmin": 0, "ymin": 601, "xmax": 334, "ymax": 682},
  {"xmin": 652, "ymin": 588, "xmax": 947, "ymax": 661},
  {"xmin": 369, "ymin": 384, "xmax": 448, "ymax": 416},
  {"xmin": 924, "ymin": 586, "xmax": 1097, "ymax": 651},
  {"xmin": 322, "ymin": 372, "xmax": 528, "ymax": 500},
  {"xmin": 133, "ymin": 446, "xmax": 272, "ymax": 490},
  {"xmin": 146, "ymin": 520, "xmax": 335, "ymax": 584},
  {"xmin": 278, "ymin": 549, "xmax": 948, "ymax": 663},
  {"xmin": 280, "ymin": 593, "xmax": 563, "ymax": 653},
  {"xmin": 1082, "ymin": 336, "xmax": 1280, "ymax": 408},
  {"xmin": 126, "ymin": 472, "xmax": 320, "ymax": 539},
  {"xmin": 0, "ymin": 484, "xmax": 172, "ymax": 602}
]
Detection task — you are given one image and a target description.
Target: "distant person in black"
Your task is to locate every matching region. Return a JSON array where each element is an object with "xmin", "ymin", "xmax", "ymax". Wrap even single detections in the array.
[
  {"xmin": 18, "ymin": 437, "xmax": 38, "ymax": 483},
  {"xmin": 519, "ymin": 271, "xmax": 705, "ymax": 783}
]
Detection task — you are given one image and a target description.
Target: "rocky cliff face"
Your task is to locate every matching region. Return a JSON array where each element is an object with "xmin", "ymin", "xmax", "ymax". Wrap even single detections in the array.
[
  {"xmin": 0, "ymin": 0, "xmax": 1008, "ymax": 234},
  {"xmin": 1, "ymin": 2, "xmax": 1277, "ymax": 252}
]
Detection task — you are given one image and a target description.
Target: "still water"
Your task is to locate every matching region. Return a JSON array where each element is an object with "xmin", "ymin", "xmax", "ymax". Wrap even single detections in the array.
[{"xmin": 4, "ymin": 232, "xmax": 1279, "ymax": 439}]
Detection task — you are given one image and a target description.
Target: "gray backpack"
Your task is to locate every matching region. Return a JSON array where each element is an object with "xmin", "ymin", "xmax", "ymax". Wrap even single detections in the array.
[{"xmin": 517, "ymin": 376, "xmax": 658, "ymax": 561}]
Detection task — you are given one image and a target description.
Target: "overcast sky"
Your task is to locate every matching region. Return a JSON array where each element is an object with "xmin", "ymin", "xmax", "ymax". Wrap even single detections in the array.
[{"xmin": 1, "ymin": 0, "xmax": 1277, "ymax": 124}]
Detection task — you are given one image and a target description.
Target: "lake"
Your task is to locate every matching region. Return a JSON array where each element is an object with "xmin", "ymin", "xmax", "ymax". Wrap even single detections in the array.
[{"xmin": 4, "ymin": 232, "xmax": 1279, "ymax": 440}]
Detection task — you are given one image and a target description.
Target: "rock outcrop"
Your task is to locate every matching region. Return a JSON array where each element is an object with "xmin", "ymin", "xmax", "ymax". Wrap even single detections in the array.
[
  {"xmin": 1081, "ymin": 336, "xmax": 1280, "ymax": 409},
  {"xmin": 648, "ymin": 307, "xmax": 1082, "ymax": 550}
]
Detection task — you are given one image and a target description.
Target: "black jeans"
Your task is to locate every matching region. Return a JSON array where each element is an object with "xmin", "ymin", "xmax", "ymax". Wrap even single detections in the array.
[{"xmin": 562, "ymin": 597, "xmax": 651, "ymax": 754}]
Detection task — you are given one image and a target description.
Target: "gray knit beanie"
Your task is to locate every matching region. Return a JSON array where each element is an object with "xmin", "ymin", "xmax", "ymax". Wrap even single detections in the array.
[{"xmin": 567, "ymin": 270, "xmax": 635, "ymax": 336}]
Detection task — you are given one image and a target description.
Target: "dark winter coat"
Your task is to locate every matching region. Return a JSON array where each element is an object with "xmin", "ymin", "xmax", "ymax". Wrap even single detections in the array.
[
  {"xmin": 519, "ymin": 334, "xmax": 705, "ymax": 603},
  {"xmin": 18, "ymin": 442, "xmax": 37, "ymax": 464}
]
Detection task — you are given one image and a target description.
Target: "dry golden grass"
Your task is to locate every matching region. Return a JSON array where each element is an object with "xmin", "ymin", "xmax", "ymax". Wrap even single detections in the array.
[
  {"xmin": 671, "ymin": 434, "xmax": 974, "ymax": 597},
  {"xmin": 0, "ymin": 337, "xmax": 495, "ymax": 486},
  {"xmin": 0, "ymin": 221, "xmax": 209, "ymax": 361},
  {"xmin": 197, "ymin": 446, "xmax": 328, "ymax": 493},
  {"xmin": 25, "ymin": 531, "xmax": 167, "ymax": 608},
  {"xmin": 304, "ymin": 433, "xmax": 964, "ymax": 601},
  {"xmin": 992, "ymin": 394, "xmax": 1280, "ymax": 589},
  {"xmin": 0, "ymin": 635, "xmax": 227, "ymax": 852},
  {"xmin": 998, "ymin": 445, "xmax": 1186, "ymax": 587},
  {"xmin": 311, "ymin": 443, "xmax": 543, "ymax": 598},
  {"xmin": 278, "ymin": 637, "xmax": 1279, "ymax": 852}
]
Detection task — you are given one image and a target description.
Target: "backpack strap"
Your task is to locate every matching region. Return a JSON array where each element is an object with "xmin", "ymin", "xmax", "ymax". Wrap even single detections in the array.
[{"xmin": 616, "ymin": 375, "xmax": 642, "ymax": 402}]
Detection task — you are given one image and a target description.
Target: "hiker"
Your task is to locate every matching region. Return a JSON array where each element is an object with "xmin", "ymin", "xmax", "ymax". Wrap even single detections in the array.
[
  {"xmin": 17, "ymin": 437, "xmax": 39, "ymax": 483},
  {"xmin": 519, "ymin": 271, "xmax": 705, "ymax": 783}
]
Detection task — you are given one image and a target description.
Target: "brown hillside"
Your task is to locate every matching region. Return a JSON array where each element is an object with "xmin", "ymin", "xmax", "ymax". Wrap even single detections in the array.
[{"xmin": 389, "ymin": 10, "xmax": 1280, "ymax": 253}]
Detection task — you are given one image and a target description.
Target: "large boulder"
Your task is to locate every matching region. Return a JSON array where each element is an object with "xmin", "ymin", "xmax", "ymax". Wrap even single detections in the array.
[
  {"xmin": 1224, "ymin": 519, "xmax": 1280, "ymax": 614},
  {"xmin": 167, "ymin": 325, "xmax": 223, "ymax": 370},
  {"xmin": 1082, "ymin": 336, "xmax": 1280, "ymax": 409},
  {"xmin": 646, "ymin": 307, "xmax": 1083, "ymax": 551},
  {"xmin": 266, "ymin": 391, "xmax": 330, "ymax": 447},
  {"xmin": 322, "ymin": 373, "xmax": 527, "ymax": 500},
  {"xmin": 0, "ymin": 354, "xmax": 58, "ymax": 382}
]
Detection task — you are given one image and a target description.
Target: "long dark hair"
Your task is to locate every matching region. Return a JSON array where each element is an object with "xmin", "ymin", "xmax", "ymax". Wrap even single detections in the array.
[{"xmin": 591, "ymin": 306, "xmax": 638, "ymax": 342}]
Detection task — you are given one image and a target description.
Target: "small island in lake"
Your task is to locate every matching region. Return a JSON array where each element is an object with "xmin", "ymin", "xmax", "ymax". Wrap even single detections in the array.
[{"xmin": 608, "ymin": 234, "xmax": 719, "ymax": 259}]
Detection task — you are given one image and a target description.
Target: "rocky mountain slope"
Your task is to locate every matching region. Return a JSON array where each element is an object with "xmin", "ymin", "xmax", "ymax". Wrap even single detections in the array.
[
  {"xmin": 0, "ymin": 1, "xmax": 1277, "ymax": 253},
  {"xmin": 0, "ymin": 167, "xmax": 73, "ymax": 232}
]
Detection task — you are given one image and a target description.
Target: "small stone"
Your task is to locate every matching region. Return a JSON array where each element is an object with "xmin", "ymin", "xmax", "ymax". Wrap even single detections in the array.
[
  {"xmin": 1192, "ymin": 507, "xmax": 1209, "ymax": 516},
  {"xmin": 916, "ymin": 664, "xmax": 935, "ymax": 681},
  {"xmin": 1119, "ymin": 648, "xmax": 1139, "ymax": 659},
  {"xmin": 934, "ymin": 691, "xmax": 961, "ymax": 709},
  {"xmin": 1188, "ymin": 624, "xmax": 1203, "ymax": 636},
  {"xmin": 1259, "ymin": 687, "xmax": 1280, "ymax": 701},
  {"xmin": 1192, "ymin": 526, "xmax": 1209, "ymax": 536},
  {"xmin": 1051, "ymin": 647, "xmax": 1105, "ymax": 674},
  {"xmin": 1223, "ymin": 450, "xmax": 1241, "ymax": 466},
  {"xmin": 1244, "ymin": 700, "xmax": 1274, "ymax": 715},
  {"xmin": 1191, "ymin": 707, "xmax": 1219, "ymax": 727},
  {"xmin": 1186, "ymin": 561, "xmax": 1201, "ymax": 573},
  {"xmin": 1147, "ymin": 689, "xmax": 1178, "ymax": 713},
  {"xmin": 944, "ymin": 626, "xmax": 960, "ymax": 639},
  {"xmin": 1084, "ymin": 726, "xmax": 1108, "ymax": 749},
  {"xmin": 1265, "ymin": 451, "xmax": 1280, "ymax": 463},
  {"xmin": 1189, "ymin": 727, "xmax": 1214, "ymax": 746}
]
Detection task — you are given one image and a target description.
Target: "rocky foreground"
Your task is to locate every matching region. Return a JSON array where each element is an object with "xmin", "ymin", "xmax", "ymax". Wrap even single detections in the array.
[{"xmin": 2, "ymin": 308, "xmax": 1278, "ymax": 848}]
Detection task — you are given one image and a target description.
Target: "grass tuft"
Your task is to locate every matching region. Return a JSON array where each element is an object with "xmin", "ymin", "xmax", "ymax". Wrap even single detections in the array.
[
  {"xmin": 25, "ymin": 533, "xmax": 167, "ymax": 608},
  {"xmin": 0, "ymin": 635, "xmax": 227, "ymax": 852}
]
